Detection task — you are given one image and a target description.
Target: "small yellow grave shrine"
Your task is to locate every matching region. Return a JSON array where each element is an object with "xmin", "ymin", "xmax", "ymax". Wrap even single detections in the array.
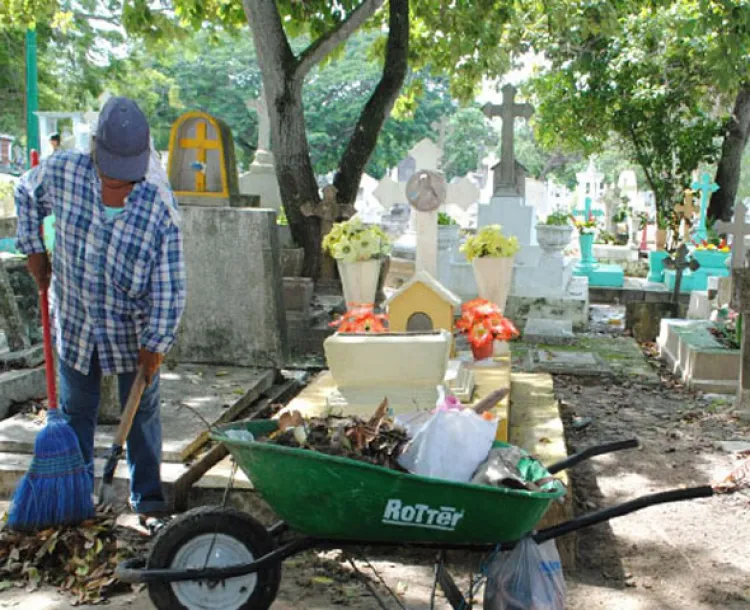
[
  {"xmin": 168, "ymin": 111, "xmax": 256, "ymax": 207},
  {"xmin": 386, "ymin": 270, "xmax": 460, "ymax": 334}
]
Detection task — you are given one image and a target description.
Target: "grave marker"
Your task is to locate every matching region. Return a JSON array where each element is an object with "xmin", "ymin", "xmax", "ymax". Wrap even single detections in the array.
[
  {"xmin": 482, "ymin": 84, "xmax": 533, "ymax": 195},
  {"xmin": 692, "ymin": 173, "xmax": 719, "ymax": 242},
  {"xmin": 714, "ymin": 201, "xmax": 749, "ymax": 270},
  {"xmin": 731, "ymin": 268, "xmax": 750, "ymax": 421},
  {"xmin": 168, "ymin": 111, "xmax": 256, "ymax": 207},
  {"xmin": 675, "ymin": 189, "xmax": 698, "ymax": 242},
  {"xmin": 573, "ymin": 196, "xmax": 604, "ymax": 221},
  {"xmin": 663, "ymin": 244, "xmax": 700, "ymax": 303},
  {"xmin": 246, "ymin": 86, "xmax": 271, "ymax": 152},
  {"xmin": 301, "ymin": 185, "xmax": 356, "ymax": 279},
  {"xmin": 406, "ymin": 170, "xmax": 446, "ymax": 276}
]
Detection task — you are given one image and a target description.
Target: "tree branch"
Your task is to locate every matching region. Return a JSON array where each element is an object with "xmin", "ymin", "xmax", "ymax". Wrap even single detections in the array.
[
  {"xmin": 333, "ymin": 0, "xmax": 409, "ymax": 204},
  {"xmin": 243, "ymin": 0, "xmax": 298, "ymax": 86},
  {"xmin": 296, "ymin": 0, "xmax": 386, "ymax": 79}
]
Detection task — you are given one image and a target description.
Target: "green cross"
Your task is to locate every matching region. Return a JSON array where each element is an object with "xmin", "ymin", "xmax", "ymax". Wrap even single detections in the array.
[
  {"xmin": 692, "ymin": 173, "xmax": 719, "ymax": 243},
  {"xmin": 573, "ymin": 197, "xmax": 604, "ymax": 219}
]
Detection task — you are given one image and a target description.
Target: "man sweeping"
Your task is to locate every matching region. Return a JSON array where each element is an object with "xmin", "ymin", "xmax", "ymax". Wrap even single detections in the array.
[{"xmin": 13, "ymin": 97, "xmax": 186, "ymax": 528}]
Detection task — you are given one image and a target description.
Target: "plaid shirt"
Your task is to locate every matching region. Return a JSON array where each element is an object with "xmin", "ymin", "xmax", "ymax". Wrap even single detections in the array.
[{"xmin": 15, "ymin": 151, "xmax": 186, "ymax": 375}]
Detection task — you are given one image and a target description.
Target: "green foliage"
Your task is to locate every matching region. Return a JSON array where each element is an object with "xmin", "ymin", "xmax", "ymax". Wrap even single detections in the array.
[
  {"xmin": 543, "ymin": 209, "xmax": 570, "ymax": 226},
  {"xmin": 437, "ymin": 212, "xmax": 457, "ymax": 226},
  {"xmin": 442, "ymin": 107, "xmax": 497, "ymax": 181},
  {"xmin": 523, "ymin": 0, "xmax": 739, "ymax": 218}
]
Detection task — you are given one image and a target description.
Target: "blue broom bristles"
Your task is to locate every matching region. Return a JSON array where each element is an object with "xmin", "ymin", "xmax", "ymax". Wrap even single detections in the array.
[{"xmin": 7, "ymin": 409, "xmax": 95, "ymax": 531}]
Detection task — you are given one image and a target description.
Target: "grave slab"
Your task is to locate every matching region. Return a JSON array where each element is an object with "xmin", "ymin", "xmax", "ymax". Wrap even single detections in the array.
[
  {"xmin": 523, "ymin": 319, "xmax": 575, "ymax": 345},
  {"xmin": 524, "ymin": 350, "xmax": 611, "ymax": 375},
  {"xmin": 658, "ymin": 319, "xmax": 739, "ymax": 393},
  {"xmin": 0, "ymin": 365, "xmax": 275, "ymax": 461},
  {"xmin": 0, "ymin": 344, "xmax": 44, "ymax": 369},
  {"xmin": 0, "ymin": 367, "xmax": 46, "ymax": 419},
  {"xmin": 575, "ymin": 262, "xmax": 625, "ymax": 288}
]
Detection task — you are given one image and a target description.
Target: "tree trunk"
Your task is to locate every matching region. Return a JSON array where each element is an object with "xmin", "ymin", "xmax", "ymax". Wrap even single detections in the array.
[
  {"xmin": 708, "ymin": 85, "xmax": 750, "ymax": 222},
  {"xmin": 244, "ymin": 0, "xmax": 322, "ymax": 277},
  {"xmin": 333, "ymin": 0, "xmax": 409, "ymax": 204}
]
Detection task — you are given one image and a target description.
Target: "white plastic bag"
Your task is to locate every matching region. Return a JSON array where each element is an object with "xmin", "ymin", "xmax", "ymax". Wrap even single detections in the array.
[
  {"xmin": 484, "ymin": 538, "xmax": 565, "ymax": 610},
  {"xmin": 398, "ymin": 409, "xmax": 497, "ymax": 482}
]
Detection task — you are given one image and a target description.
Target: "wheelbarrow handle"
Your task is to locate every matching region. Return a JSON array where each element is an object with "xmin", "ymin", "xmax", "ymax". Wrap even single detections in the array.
[
  {"xmin": 532, "ymin": 485, "xmax": 714, "ymax": 544},
  {"xmin": 546, "ymin": 438, "xmax": 639, "ymax": 475}
]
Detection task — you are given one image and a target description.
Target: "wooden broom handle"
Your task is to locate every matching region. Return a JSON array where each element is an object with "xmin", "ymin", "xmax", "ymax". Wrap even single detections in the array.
[{"xmin": 114, "ymin": 367, "xmax": 147, "ymax": 448}]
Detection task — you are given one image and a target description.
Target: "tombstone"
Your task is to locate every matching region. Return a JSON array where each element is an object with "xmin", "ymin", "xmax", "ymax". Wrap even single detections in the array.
[
  {"xmin": 407, "ymin": 170, "xmax": 446, "ymax": 276},
  {"xmin": 664, "ymin": 245, "xmax": 700, "ymax": 302},
  {"xmin": 482, "ymin": 84, "xmax": 534, "ymax": 197},
  {"xmin": 572, "ymin": 197, "xmax": 625, "ymax": 288},
  {"xmin": 575, "ymin": 160, "xmax": 606, "ymax": 219},
  {"xmin": 675, "ymin": 190, "xmax": 699, "ymax": 243},
  {"xmin": 301, "ymin": 184, "xmax": 356, "ymax": 279},
  {"xmin": 239, "ymin": 87, "xmax": 283, "ymax": 211},
  {"xmin": 354, "ymin": 174, "xmax": 385, "ymax": 224},
  {"xmin": 168, "ymin": 111, "xmax": 257, "ymax": 207},
  {"xmin": 715, "ymin": 201, "xmax": 750, "ymax": 270},
  {"xmin": 692, "ymin": 173, "xmax": 719, "ymax": 243},
  {"xmin": 731, "ymin": 268, "xmax": 750, "ymax": 421}
]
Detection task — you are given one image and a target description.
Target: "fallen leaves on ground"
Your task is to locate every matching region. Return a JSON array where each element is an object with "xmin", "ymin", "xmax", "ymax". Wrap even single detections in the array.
[{"xmin": 0, "ymin": 515, "xmax": 140, "ymax": 605}]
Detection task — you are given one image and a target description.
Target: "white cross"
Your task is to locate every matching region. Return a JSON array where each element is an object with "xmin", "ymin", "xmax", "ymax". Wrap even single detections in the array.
[{"xmin": 715, "ymin": 201, "xmax": 750, "ymax": 269}]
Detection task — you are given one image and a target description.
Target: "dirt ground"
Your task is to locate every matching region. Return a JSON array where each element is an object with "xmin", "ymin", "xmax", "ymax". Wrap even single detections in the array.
[{"xmin": 1, "ymin": 350, "xmax": 749, "ymax": 609}]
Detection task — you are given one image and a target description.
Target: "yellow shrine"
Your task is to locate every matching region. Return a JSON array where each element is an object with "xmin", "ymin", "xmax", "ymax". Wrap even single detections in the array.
[{"xmin": 386, "ymin": 271, "xmax": 461, "ymax": 334}]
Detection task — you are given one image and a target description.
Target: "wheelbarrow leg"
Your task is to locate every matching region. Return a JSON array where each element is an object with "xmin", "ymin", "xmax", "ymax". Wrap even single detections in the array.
[{"xmin": 434, "ymin": 551, "xmax": 468, "ymax": 610}]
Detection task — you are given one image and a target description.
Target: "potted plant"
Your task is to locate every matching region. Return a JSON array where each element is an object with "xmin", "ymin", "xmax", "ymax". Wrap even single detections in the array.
[
  {"xmin": 329, "ymin": 305, "xmax": 388, "ymax": 333},
  {"xmin": 536, "ymin": 209, "xmax": 573, "ymax": 261},
  {"xmin": 460, "ymin": 225, "xmax": 520, "ymax": 311},
  {"xmin": 323, "ymin": 218, "xmax": 392, "ymax": 306},
  {"xmin": 456, "ymin": 299, "xmax": 519, "ymax": 360},
  {"xmin": 570, "ymin": 214, "xmax": 598, "ymax": 272}
]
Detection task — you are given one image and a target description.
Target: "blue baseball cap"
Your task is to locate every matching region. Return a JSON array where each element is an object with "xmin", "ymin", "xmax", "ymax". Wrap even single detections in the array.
[{"xmin": 95, "ymin": 97, "xmax": 150, "ymax": 182}]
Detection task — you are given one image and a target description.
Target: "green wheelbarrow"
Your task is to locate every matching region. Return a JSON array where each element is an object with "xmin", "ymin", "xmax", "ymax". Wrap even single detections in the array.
[{"xmin": 117, "ymin": 420, "xmax": 714, "ymax": 610}]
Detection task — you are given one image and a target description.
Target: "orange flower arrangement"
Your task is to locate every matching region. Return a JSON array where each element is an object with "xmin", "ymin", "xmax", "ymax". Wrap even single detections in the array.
[
  {"xmin": 330, "ymin": 304, "xmax": 388, "ymax": 333},
  {"xmin": 456, "ymin": 299, "xmax": 519, "ymax": 351}
]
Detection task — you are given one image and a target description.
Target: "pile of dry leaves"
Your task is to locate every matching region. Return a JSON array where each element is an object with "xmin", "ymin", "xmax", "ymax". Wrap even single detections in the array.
[
  {"xmin": 267, "ymin": 400, "xmax": 410, "ymax": 470},
  {"xmin": 0, "ymin": 515, "xmax": 140, "ymax": 605}
]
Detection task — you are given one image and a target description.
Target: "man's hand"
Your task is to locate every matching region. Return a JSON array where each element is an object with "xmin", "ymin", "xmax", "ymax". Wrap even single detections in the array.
[
  {"xmin": 27, "ymin": 252, "xmax": 51, "ymax": 292},
  {"xmin": 138, "ymin": 349, "xmax": 164, "ymax": 385}
]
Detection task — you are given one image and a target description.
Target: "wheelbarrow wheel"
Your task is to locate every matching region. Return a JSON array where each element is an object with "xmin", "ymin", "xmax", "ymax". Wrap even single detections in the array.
[{"xmin": 147, "ymin": 506, "xmax": 281, "ymax": 610}]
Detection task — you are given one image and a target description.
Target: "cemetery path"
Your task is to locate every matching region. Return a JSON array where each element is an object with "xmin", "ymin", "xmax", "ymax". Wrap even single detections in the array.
[
  {"xmin": 0, "ymin": 365, "xmax": 747, "ymax": 609},
  {"xmin": 555, "ymin": 374, "xmax": 750, "ymax": 610}
]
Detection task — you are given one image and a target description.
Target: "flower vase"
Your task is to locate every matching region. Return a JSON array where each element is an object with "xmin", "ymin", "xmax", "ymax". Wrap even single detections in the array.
[
  {"xmin": 471, "ymin": 340, "xmax": 494, "ymax": 361},
  {"xmin": 471, "ymin": 256, "xmax": 515, "ymax": 312},
  {"xmin": 575, "ymin": 232, "xmax": 597, "ymax": 273},
  {"xmin": 655, "ymin": 229, "xmax": 667, "ymax": 251},
  {"xmin": 337, "ymin": 259, "xmax": 382, "ymax": 307}
]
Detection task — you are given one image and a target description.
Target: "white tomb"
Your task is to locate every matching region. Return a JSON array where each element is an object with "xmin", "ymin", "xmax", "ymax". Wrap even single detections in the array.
[{"xmin": 239, "ymin": 87, "xmax": 283, "ymax": 211}]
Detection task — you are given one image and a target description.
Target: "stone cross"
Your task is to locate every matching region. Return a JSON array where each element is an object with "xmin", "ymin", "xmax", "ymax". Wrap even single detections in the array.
[
  {"xmin": 302, "ymin": 185, "xmax": 356, "ymax": 278},
  {"xmin": 246, "ymin": 86, "xmax": 271, "ymax": 152},
  {"xmin": 663, "ymin": 244, "xmax": 700, "ymax": 303},
  {"xmin": 675, "ymin": 189, "xmax": 698, "ymax": 242},
  {"xmin": 573, "ymin": 196, "xmax": 604, "ymax": 220},
  {"xmin": 482, "ymin": 84, "xmax": 533, "ymax": 193},
  {"xmin": 715, "ymin": 201, "xmax": 750, "ymax": 269},
  {"xmin": 731, "ymin": 268, "xmax": 750, "ymax": 421},
  {"xmin": 692, "ymin": 173, "xmax": 719, "ymax": 243}
]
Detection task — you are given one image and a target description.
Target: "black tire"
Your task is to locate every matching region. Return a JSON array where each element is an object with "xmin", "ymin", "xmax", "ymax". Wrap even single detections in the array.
[{"xmin": 147, "ymin": 506, "xmax": 281, "ymax": 610}]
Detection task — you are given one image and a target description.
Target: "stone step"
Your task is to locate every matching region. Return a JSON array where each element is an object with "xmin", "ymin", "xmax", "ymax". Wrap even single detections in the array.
[{"xmin": 0, "ymin": 366, "xmax": 46, "ymax": 420}]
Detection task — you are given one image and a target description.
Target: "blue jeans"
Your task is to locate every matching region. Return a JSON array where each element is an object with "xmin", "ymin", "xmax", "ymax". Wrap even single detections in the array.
[{"xmin": 58, "ymin": 351, "xmax": 166, "ymax": 514}]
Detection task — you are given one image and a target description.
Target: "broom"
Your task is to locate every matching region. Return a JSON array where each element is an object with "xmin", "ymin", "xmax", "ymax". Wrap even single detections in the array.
[{"xmin": 7, "ymin": 154, "xmax": 95, "ymax": 530}]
